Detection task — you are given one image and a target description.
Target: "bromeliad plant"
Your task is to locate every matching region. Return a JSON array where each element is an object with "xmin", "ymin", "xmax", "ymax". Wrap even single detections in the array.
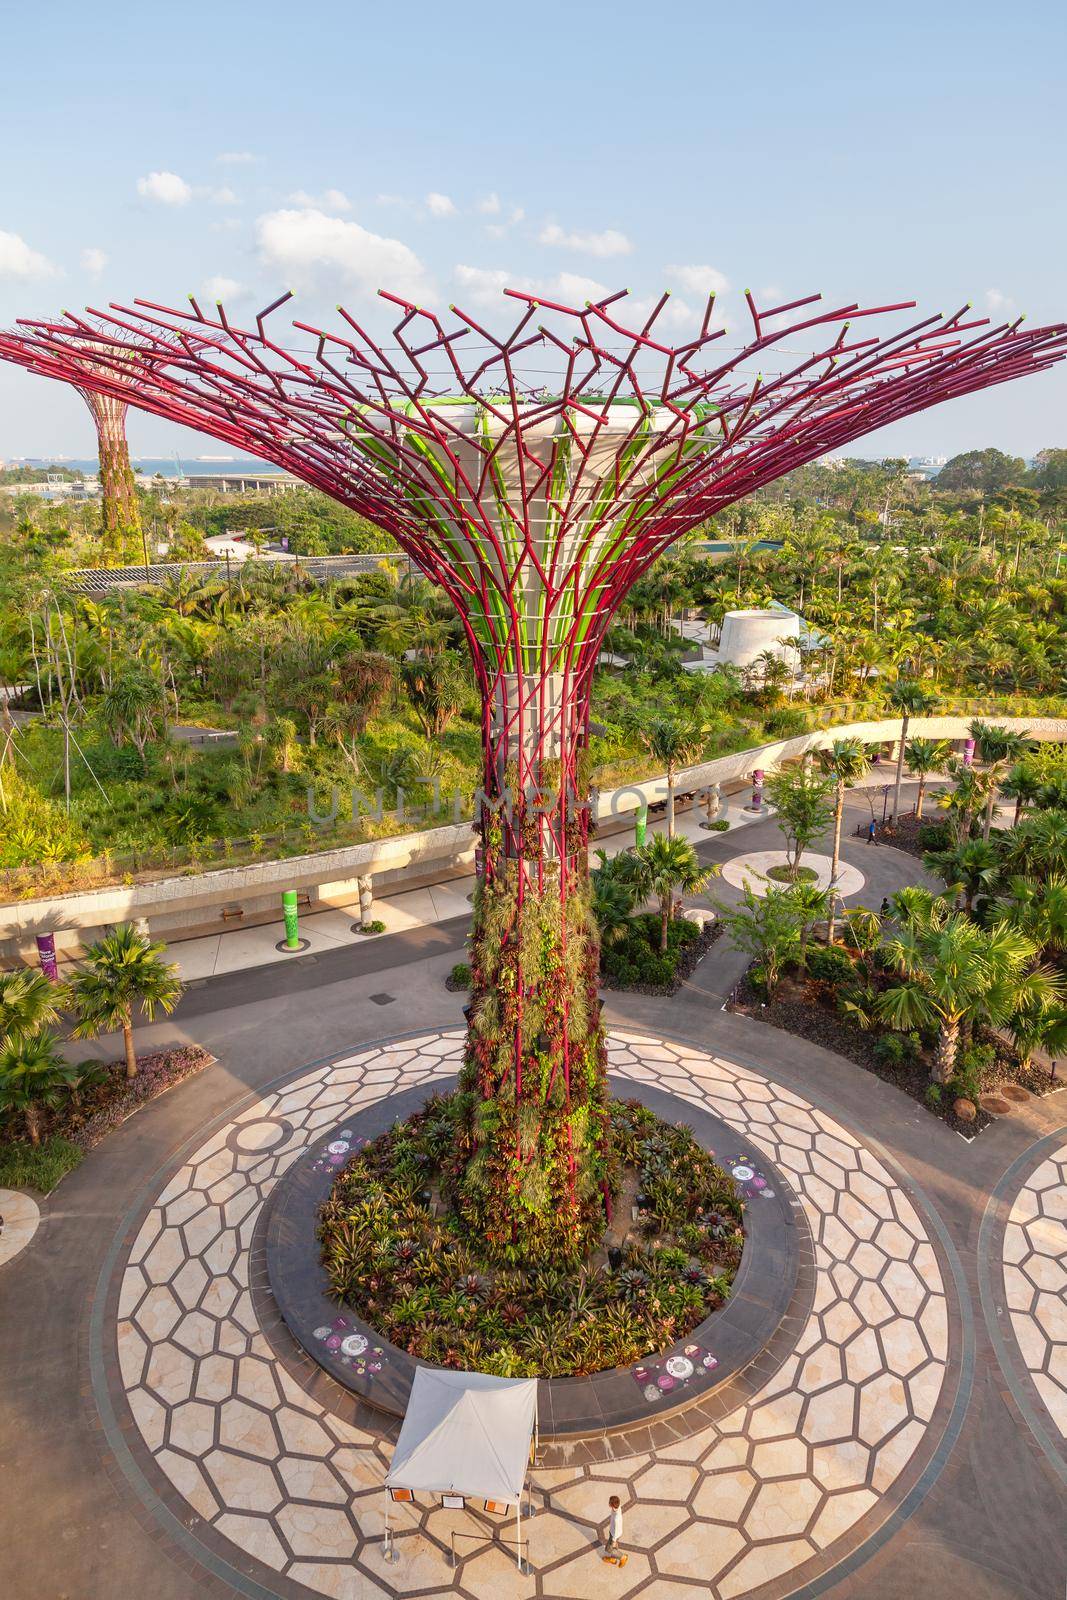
[{"xmin": 318, "ymin": 1095, "xmax": 744, "ymax": 1379}]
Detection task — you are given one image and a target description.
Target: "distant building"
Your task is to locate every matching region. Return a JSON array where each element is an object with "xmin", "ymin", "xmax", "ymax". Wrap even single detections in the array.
[{"xmin": 185, "ymin": 471, "xmax": 300, "ymax": 493}]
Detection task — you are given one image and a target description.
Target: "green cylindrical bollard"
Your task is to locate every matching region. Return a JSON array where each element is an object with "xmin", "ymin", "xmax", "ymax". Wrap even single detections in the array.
[
  {"xmin": 634, "ymin": 802, "xmax": 648, "ymax": 848},
  {"xmin": 282, "ymin": 889, "xmax": 300, "ymax": 949}
]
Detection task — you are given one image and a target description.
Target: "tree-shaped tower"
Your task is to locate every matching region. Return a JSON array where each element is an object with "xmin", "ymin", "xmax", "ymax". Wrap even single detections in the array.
[{"xmin": 2, "ymin": 284, "xmax": 1063, "ymax": 1254}]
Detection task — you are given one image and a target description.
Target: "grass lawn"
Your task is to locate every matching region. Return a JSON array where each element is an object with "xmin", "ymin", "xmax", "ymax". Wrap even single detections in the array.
[{"xmin": 0, "ymin": 1135, "xmax": 83, "ymax": 1193}]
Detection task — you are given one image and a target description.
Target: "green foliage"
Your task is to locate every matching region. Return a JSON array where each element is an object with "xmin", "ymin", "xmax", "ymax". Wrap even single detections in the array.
[
  {"xmin": 601, "ymin": 913, "xmax": 699, "ymax": 989},
  {"xmin": 67, "ymin": 923, "xmax": 184, "ymax": 1079},
  {"xmin": 805, "ymin": 945, "xmax": 858, "ymax": 986},
  {"xmin": 0, "ymin": 1133, "xmax": 83, "ymax": 1192},
  {"xmin": 872, "ymin": 1031, "xmax": 921, "ymax": 1067},
  {"xmin": 358, "ymin": 918, "xmax": 386, "ymax": 935},
  {"xmin": 448, "ymin": 962, "xmax": 471, "ymax": 988},
  {"xmin": 318, "ymin": 1094, "xmax": 743, "ymax": 1377},
  {"xmin": 704, "ymin": 817, "xmax": 730, "ymax": 832},
  {"xmin": 716, "ymin": 885, "xmax": 804, "ymax": 996}
]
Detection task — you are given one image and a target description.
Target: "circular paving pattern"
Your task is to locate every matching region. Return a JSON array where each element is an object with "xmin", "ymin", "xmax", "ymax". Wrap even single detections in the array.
[
  {"xmin": 720, "ymin": 851, "xmax": 866, "ymax": 901},
  {"xmin": 1001, "ymin": 1138, "xmax": 1067, "ymax": 1441},
  {"xmin": 104, "ymin": 1029, "xmax": 957, "ymax": 1599},
  {"xmin": 0, "ymin": 1188, "xmax": 40, "ymax": 1269}
]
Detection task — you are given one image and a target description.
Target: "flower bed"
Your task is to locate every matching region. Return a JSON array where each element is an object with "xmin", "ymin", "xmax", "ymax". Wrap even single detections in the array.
[
  {"xmin": 729, "ymin": 967, "xmax": 1052, "ymax": 1134},
  {"xmin": 0, "ymin": 1045, "xmax": 214, "ymax": 1164},
  {"xmin": 317, "ymin": 1094, "xmax": 744, "ymax": 1378}
]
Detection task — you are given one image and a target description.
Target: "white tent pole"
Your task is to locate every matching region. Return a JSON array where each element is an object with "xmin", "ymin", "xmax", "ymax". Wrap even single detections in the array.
[{"xmin": 515, "ymin": 1496, "xmax": 521, "ymax": 1573}]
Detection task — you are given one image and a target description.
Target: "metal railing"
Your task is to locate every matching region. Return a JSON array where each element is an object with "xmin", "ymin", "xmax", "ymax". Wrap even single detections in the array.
[{"xmin": 63, "ymin": 552, "xmax": 405, "ymax": 593}]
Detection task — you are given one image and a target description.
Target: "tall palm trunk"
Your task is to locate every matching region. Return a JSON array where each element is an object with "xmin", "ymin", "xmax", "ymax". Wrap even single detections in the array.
[
  {"xmin": 891, "ymin": 711, "xmax": 909, "ymax": 824},
  {"xmin": 915, "ymin": 774, "xmax": 927, "ymax": 819},
  {"xmin": 982, "ymin": 789, "xmax": 996, "ymax": 843},
  {"xmin": 827, "ymin": 782, "xmax": 845, "ymax": 944},
  {"xmin": 122, "ymin": 1011, "xmax": 138, "ymax": 1080},
  {"xmin": 660, "ymin": 894, "xmax": 671, "ymax": 953},
  {"xmin": 25, "ymin": 1103, "xmax": 41, "ymax": 1146}
]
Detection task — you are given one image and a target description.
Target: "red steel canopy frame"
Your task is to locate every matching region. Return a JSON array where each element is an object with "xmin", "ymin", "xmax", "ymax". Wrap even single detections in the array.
[{"xmin": 3, "ymin": 285, "xmax": 1063, "ymax": 1253}]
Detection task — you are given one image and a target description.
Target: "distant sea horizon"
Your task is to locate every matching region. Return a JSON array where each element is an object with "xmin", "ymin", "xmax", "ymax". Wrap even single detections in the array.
[{"xmin": 6, "ymin": 455, "xmax": 279, "ymax": 477}]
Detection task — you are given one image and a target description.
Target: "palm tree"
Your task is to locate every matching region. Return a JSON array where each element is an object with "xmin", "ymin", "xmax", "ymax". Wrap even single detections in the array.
[
  {"xmin": 400, "ymin": 655, "xmax": 464, "ymax": 741},
  {"xmin": 630, "ymin": 834, "xmax": 716, "ymax": 952},
  {"xmin": 1001, "ymin": 763, "xmax": 1043, "ymax": 827},
  {"xmin": 923, "ymin": 837, "xmax": 1002, "ymax": 914},
  {"xmin": 888, "ymin": 681, "xmax": 936, "ymax": 824},
  {"xmin": 877, "ymin": 898, "xmax": 1060, "ymax": 1083},
  {"xmin": 67, "ymin": 924, "xmax": 183, "ymax": 1080},
  {"xmin": 0, "ymin": 1029, "xmax": 79, "ymax": 1144},
  {"xmin": 816, "ymin": 738, "xmax": 870, "ymax": 942},
  {"xmin": 0, "ymin": 968, "xmax": 63, "ymax": 1045},
  {"xmin": 1008, "ymin": 999, "xmax": 1067, "ymax": 1071},
  {"xmin": 992, "ymin": 875, "xmax": 1067, "ymax": 957},
  {"xmin": 969, "ymin": 721, "xmax": 1031, "ymax": 840},
  {"xmin": 903, "ymin": 737, "xmax": 951, "ymax": 819},
  {"xmin": 783, "ymin": 881, "xmax": 831, "ymax": 962},
  {"xmin": 937, "ymin": 759, "xmax": 997, "ymax": 846},
  {"xmin": 590, "ymin": 850, "xmax": 638, "ymax": 945},
  {"xmin": 636, "ymin": 716, "xmax": 705, "ymax": 837}
]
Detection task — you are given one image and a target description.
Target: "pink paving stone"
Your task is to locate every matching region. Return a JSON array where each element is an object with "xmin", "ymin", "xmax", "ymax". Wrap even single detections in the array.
[{"xmin": 656, "ymin": 1520, "xmax": 746, "ymax": 1581}]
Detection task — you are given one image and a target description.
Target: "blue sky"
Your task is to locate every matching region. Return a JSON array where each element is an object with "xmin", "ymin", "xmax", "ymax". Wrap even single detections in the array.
[{"xmin": 1, "ymin": 0, "xmax": 1064, "ymax": 461}]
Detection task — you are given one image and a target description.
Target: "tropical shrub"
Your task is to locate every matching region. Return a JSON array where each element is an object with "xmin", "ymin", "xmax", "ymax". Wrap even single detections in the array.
[
  {"xmin": 318, "ymin": 1093, "xmax": 744, "ymax": 1377},
  {"xmin": 805, "ymin": 945, "xmax": 858, "ymax": 986}
]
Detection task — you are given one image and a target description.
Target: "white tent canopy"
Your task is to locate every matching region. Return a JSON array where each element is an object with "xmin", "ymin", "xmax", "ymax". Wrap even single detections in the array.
[{"xmin": 386, "ymin": 1369, "xmax": 537, "ymax": 1503}]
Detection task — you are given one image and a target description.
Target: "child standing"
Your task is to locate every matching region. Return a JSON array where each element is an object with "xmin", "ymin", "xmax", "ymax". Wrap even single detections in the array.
[{"xmin": 605, "ymin": 1495, "xmax": 624, "ymax": 1556}]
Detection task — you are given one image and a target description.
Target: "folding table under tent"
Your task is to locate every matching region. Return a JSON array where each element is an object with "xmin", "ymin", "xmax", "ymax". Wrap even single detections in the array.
[{"xmin": 385, "ymin": 1369, "xmax": 538, "ymax": 1569}]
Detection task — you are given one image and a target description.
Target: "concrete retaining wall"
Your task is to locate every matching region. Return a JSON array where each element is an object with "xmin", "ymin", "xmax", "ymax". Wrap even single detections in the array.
[{"xmin": 2, "ymin": 715, "xmax": 1063, "ymax": 961}]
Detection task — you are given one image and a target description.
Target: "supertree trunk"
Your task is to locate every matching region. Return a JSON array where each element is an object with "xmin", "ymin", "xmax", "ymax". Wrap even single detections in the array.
[
  {"xmin": 2, "ymin": 280, "xmax": 1063, "ymax": 1259},
  {"xmin": 77, "ymin": 388, "xmax": 141, "ymax": 562},
  {"xmin": 460, "ymin": 659, "xmax": 608, "ymax": 1261}
]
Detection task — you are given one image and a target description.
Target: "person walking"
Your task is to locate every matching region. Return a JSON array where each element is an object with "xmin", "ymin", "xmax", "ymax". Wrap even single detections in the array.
[
  {"xmin": 880, "ymin": 897, "xmax": 891, "ymax": 918},
  {"xmin": 867, "ymin": 819, "xmax": 878, "ymax": 845},
  {"xmin": 604, "ymin": 1495, "xmax": 625, "ymax": 1560}
]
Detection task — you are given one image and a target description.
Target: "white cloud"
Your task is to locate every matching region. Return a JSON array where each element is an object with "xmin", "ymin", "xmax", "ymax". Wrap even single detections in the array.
[
  {"xmin": 256, "ymin": 208, "xmax": 433, "ymax": 303},
  {"xmin": 209, "ymin": 186, "xmax": 239, "ymax": 206},
  {"xmin": 216, "ymin": 150, "xmax": 255, "ymax": 165},
  {"xmin": 0, "ymin": 230, "xmax": 59, "ymax": 280},
  {"xmin": 477, "ymin": 193, "xmax": 501, "ymax": 216},
  {"xmin": 510, "ymin": 206, "xmax": 525, "ymax": 225},
  {"xmin": 137, "ymin": 170, "xmax": 192, "ymax": 205},
  {"xmin": 665, "ymin": 263, "xmax": 729, "ymax": 298},
  {"xmin": 985, "ymin": 288, "xmax": 1015, "ymax": 318},
  {"xmin": 538, "ymin": 223, "xmax": 632, "ymax": 258},
  {"xmin": 375, "ymin": 192, "xmax": 407, "ymax": 207},
  {"xmin": 81, "ymin": 246, "xmax": 108, "ymax": 277},
  {"xmin": 426, "ymin": 192, "xmax": 457, "ymax": 219},
  {"xmin": 453, "ymin": 265, "xmax": 612, "ymax": 313},
  {"xmin": 203, "ymin": 275, "xmax": 246, "ymax": 302},
  {"xmin": 289, "ymin": 188, "xmax": 351, "ymax": 212},
  {"xmin": 453, "ymin": 266, "xmax": 702, "ymax": 336}
]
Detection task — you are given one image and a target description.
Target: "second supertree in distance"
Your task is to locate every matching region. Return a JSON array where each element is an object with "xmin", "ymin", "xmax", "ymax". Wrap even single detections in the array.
[{"xmin": 1, "ymin": 282, "xmax": 1063, "ymax": 1257}]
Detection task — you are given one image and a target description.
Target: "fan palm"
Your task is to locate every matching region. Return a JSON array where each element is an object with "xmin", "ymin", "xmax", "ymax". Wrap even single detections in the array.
[
  {"xmin": 0, "ymin": 1029, "xmax": 79, "ymax": 1144},
  {"xmin": 0, "ymin": 967, "xmax": 63, "ymax": 1046},
  {"xmin": 635, "ymin": 716, "xmax": 705, "ymax": 837},
  {"xmin": 887, "ymin": 681, "xmax": 936, "ymax": 824},
  {"xmin": 630, "ymin": 834, "xmax": 716, "ymax": 952},
  {"xmin": 903, "ymin": 737, "xmax": 951, "ymax": 819},
  {"xmin": 969, "ymin": 721, "xmax": 1032, "ymax": 840},
  {"xmin": 67, "ymin": 924, "xmax": 183, "ymax": 1080},
  {"xmin": 817, "ymin": 738, "xmax": 870, "ymax": 941},
  {"xmin": 877, "ymin": 901, "xmax": 1060, "ymax": 1083},
  {"xmin": 923, "ymin": 837, "xmax": 1002, "ymax": 913}
]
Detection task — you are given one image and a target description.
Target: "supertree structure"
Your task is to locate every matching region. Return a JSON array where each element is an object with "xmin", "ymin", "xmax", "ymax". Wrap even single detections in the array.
[
  {"xmin": 76, "ymin": 383, "xmax": 142, "ymax": 556},
  {"xmin": 2, "ymin": 285, "xmax": 1063, "ymax": 1256}
]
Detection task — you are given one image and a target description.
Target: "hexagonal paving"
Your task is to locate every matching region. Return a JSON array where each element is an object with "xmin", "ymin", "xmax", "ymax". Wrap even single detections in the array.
[
  {"xmin": 1002, "ymin": 1139, "xmax": 1067, "ymax": 1438},
  {"xmin": 109, "ymin": 1029, "xmax": 953, "ymax": 1598}
]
